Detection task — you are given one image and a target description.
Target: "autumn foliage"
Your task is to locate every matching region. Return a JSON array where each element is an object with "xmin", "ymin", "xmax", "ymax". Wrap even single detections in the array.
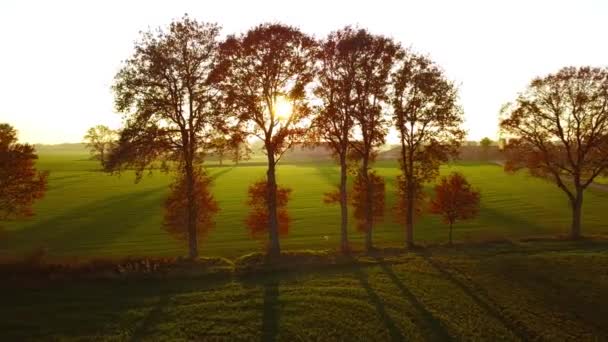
[
  {"xmin": 0, "ymin": 124, "xmax": 48, "ymax": 222},
  {"xmin": 246, "ymin": 179, "xmax": 292, "ymax": 239},
  {"xmin": 394, "ymin": 175, "xmax": 426, "ymax": 225},
  {"xmin": 163, "ymin": 170, "xmax": 219, "ymax": 243},
  {"xmin": 429, "ymin": 172, "xmax": 480, "ymax": 245},
  {"xmin": 351, "ymin": 171, "xmax": 385, "ymax": 233}
]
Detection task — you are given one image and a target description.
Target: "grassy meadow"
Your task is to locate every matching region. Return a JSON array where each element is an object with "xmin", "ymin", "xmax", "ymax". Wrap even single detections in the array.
[
  {"xmin": 2, "ymin": 241, "xmax": 607, "ymax": 340},
  {"xmin": 1, "ymin": 151, "xmax": 607, "ymax": 259}
]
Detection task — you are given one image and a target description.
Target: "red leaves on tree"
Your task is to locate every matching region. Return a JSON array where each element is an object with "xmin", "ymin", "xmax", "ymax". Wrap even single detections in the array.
[
  {"xmin": 394, "ymin": 175, "xmax": 426, "ymax": 225},
  {"xmin": 430, "ymin": 172, "xmax": 480, "ymax": 244},
  {"xmin": 245, "ymin": 179, "xmax": 292, "ymax": 238},
  {"xmin": 0, "ymin": 124, "xmax": 48, "ymax": 221},
  {"xmin": 351, "ymin": 171, "xmax": 385, "ymax": 232},
  {"xmin": 163, "ymin": 170, "xmax": 219, "ymax": 243}
]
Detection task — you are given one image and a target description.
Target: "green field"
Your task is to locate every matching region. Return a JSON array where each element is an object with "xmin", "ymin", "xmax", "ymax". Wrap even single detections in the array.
[
  {"xmin": 1, "ymin": 153, "xmax": 607, "ymax": 259},
  {"xmin": 2, "ymin": 241, "xmax": 607, "ymax": 340}
]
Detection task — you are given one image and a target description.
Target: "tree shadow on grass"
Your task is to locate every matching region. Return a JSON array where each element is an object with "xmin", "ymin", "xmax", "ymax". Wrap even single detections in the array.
[
  {"xmin": 0, "ymin": 186, "xmax": 167, "ymax": 255},
  {"xmin": 352, "ymin": 262, "xmax": 404, "ymax": 342},
  {"xmin": 129, "ymin": 292, "xmax": 171, "ymax": 342},
  {"xmin": 373, "ymin": 257, "xmax": 451, "ymax": 341},
  {"xmin": 261, "ymin": 278, "xmax": 280, "ymax": 342},
  {"xmin": 419, "ymin": 252, "xmax": 536, "ymax": 341},
  {"xmin": 209, "ymin": 166, "xmax": 235, "ymax": 181}
]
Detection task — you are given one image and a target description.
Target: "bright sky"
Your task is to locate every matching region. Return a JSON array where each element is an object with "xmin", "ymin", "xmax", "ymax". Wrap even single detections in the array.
[{"xmin": 1, "ymin": 0, "xmax": 607, "ymax": 144}]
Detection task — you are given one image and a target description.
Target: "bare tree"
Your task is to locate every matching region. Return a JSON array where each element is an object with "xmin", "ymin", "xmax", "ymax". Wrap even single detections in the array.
[{"xmin": 500, "ymin": 66, "xmax": 608, "ymax": 239}]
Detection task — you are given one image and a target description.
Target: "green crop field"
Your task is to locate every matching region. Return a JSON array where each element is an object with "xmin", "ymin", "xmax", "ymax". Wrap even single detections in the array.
[
  {"xmin": 2, "ymin": 241, "xmax": 607, "ymax": 340},
  {"xmin": 1, "ymin": 152, "xmax": 607, "ymax": 260}
]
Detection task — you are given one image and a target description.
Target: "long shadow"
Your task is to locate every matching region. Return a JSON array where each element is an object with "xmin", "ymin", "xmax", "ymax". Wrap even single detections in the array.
[
  {"xmin": 1, "ymin": 186, "xmax": 167, "ymax": 254},
  {"xmin": 129, "ymin": 292, "xmax": 170, "ymax": 341},
  {"xmin": 352, "ymin": 262, "xmax": 404, "ymax": 342},
  {"xmin": 209, "ymin": 166, "xmax": 235, "ymax": 181},
  {"xmin": 374, "ymin": 257, "xmax": 452, "ymax": 341},
  {"xmin": 261, "ymin": 278, "xmax": 280, "ymax": 342},
  {"xmin": 420, "ymin": 252, "xmax": 535, "ymax": 341}
]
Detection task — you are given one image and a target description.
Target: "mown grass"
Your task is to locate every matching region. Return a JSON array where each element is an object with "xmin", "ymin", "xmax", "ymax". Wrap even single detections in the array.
[
  {"xmin": 0, "ymin": 153, "xmax": 607, "ymax": 259},
  {"xmin": 1, "ymin": 240, "xmax": 607, "ymax": 341}
]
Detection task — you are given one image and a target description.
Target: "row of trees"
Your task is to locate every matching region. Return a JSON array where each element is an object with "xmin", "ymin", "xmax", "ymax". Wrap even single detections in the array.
[
  {"xmin": 103, "ymin": 16, "xmax": 465, "ymax": 258},
  {"xmin": 100, "ymin": 16, "xmax": 607, "ymax": 259},
  {"xmin": 84, "ymin": 125, "xmax": 251, "ymax": 166}
]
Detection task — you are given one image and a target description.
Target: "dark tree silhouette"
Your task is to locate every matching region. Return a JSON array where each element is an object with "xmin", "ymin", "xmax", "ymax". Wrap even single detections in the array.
[
  {"xmin": 83, "ymin": 125, "xmax": 117, "ymax": 166},
  {"xmin": 430, "ymin": 172, "xmax": 480, "ymax": 245},
  {"xmin": 107, "ymin": 16, "xmax": 230, "ymax": 258},
  {"xmin": 391, "ymin": 52, "xmax": 464, "ymax": 248},
  {"xmin": 0, "ymin": 124, "xmax": 48, "ymax": 223},
  {"xmin": 246, "ymin": 179, "xmax": 291, "ymax": 239},
  {"xmin": 220, "ymin": 23, "xmax": 316, "ymax": 256},
  {"xmin": 351, "ymin": 170, "xmax": 385, "ymax": 235},
  {"xmin": 164, "ymin": 168, "xmax": 219, "ymax": 243},
  {"xmin": 346, "ymin": 29, "xmax": 399, "ymax": 252},
  {"xmin": 500, "ymin": 66, "xmax": 608, "ymax": 239},
  {"xmin": 313, "ymin": 27, "xmax": 366, "ymax": 253}
]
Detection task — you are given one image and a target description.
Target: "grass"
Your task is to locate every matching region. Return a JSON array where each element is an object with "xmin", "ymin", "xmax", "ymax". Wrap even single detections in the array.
[
  {"xmin": 1, "ymin": 153, "xmax": 607, "ymax": 259},
  {"xmin": 1, "ymin": 240, "xmax": 607, "ymax": 340}
]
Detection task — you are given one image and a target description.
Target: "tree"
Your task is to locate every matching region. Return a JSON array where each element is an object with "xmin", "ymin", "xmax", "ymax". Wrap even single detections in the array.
[
  {"xmin": 164, "ymin": 168, "xmax": 219, "ymax": 243},
  {"xmin": 500, "ymin": 66, "xmax": 608, "ymax": 239},
  {"xmin": 107, "ymin": 16, "xmax": 229, "ymax": 258},
  {"xmin": 83, "ymin": 125, "xmax": 117, "ymax": 166},
  {"xmin": 209, "ymin": 136, "xmax": 229, "ymax": 166},
  {"xmin": 346, "ymin": 29, "xmax": 399, "ymax": 251},
  {"xmin": 313, "ymin": 27, "xmax": 364, "ymax": 253},
  {"xmin": 0, "ymin": 124, "xmax": 48, "ymax": 224},
  {"xmin": 246, "ymin": 179, "xmax": 291, "ymax": 240},
  {"xmin": 230, "ymin": 133, "xmax": 251, "ymax": 165},
  {"xmin": 220, "ymin": 24, "xmax": 316, "ymax": 256},
  {"xmin": 429, "ymin": 172, "xmax": 480, "ymax": 245},
  {"xmin": 351, "ymin": 170, "xmax": 385, "ymax": 234},
  {"xmin": 391, "ymin": 52, "xmax": 464, "ymax": 248},
  {"xmin": 480, "ymin": 137, "xmax": 493, "ymax": 160}
]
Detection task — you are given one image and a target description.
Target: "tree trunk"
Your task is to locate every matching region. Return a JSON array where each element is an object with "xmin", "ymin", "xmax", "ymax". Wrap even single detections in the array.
[
  {"xmin": 339, "ymin": 152, "xmax": 349, "ymax": 254},
  {"xmin": 405, "ymin": 144, "xmax": 415, "ymax": 249},
  {"xmin": 185, "ymin": 159, "xmax": 198, "ymax": 259},
  {"xmin": 219, "ymin": 153, "xmax": 223, "ymax": 166},
  {"xmin": 362, "ymin": 155, "xmax": 373, "ymax": 252},
  {"xmin": 570, "ymin": 187, "xmax": 583, "ymax": 239},
  {"xmin": 266, "ymin": 150, "xmax": 281, "ymax": 257}
]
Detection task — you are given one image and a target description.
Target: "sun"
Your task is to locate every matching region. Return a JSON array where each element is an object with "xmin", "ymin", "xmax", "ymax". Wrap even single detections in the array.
[{"xmin": 274, "ymin": 96, "xmax": 293, "ymax": 120}]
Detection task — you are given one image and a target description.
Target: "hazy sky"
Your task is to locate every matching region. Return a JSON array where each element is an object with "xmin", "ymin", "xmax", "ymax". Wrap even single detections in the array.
[{"xmin": 1, "ymin": 0, "xmax": 607, "ymax": 144}]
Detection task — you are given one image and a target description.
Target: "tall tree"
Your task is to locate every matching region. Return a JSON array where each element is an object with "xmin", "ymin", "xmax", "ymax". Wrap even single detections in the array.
[
  {"xmin": 107, "ymin": 16, "xmax": 229, "ymax": 258},
  {"xmin": 0, "ymin": 124, "xmax": 48, "ymax": 223},
  {"xmin": 430, "ymin": 172, "xmax": 480, "ymax": 245},
  {"xmin": 391, "ymin": 52, "xmax": 464, "ymax": 248},
  {"xmin": 346, "ymin": 29, "xmax": 399, "ymax": 251},
  {"xmin": 220, "ymin": 23, "xmax": 316, "ymax": 256},
  {"xmin": 83, "ymin": 125, "xmax": 117, "ymax": 166},
  {"xmin": 313, "ymin": 27, "xmax": 362, "ymax": 253},
  {"xmin": 500, "ymin": 66, "xmax": 608, "ymax": 239},
  {"xmin": 209, "ymin": 136, "xmax": 229, "ymax": 166}
]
